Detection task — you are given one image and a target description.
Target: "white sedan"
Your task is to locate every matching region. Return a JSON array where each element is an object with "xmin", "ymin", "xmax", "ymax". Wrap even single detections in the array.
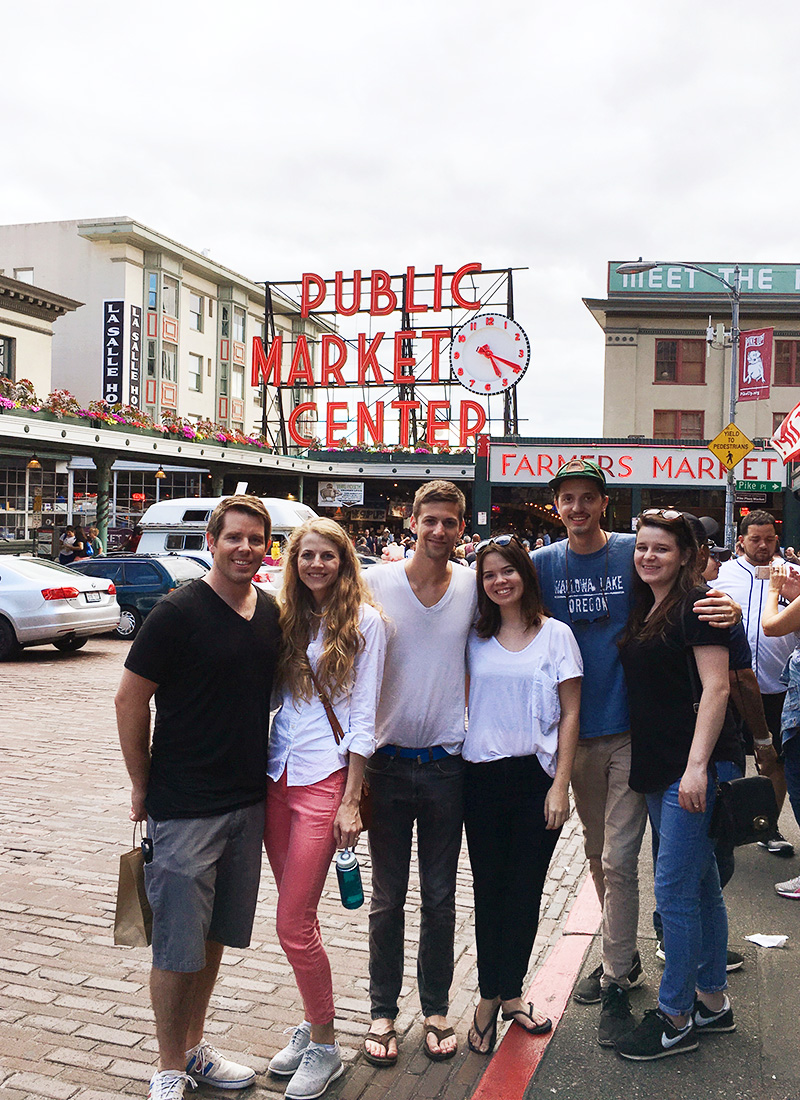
[{"xmin": 0, "ymin": 555, "xmax": 121, "ymax": 659}]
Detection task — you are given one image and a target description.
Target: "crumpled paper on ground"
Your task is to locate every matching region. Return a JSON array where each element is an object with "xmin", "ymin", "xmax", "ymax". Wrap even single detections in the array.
[{"xmin": 745, "ymin": 934, "xmax": 788, "ymax": 948}]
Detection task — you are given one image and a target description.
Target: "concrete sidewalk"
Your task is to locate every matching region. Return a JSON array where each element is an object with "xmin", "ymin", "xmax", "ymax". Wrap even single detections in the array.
[{"xmin": 0, "ymin": 637, "xmax": 589, "ymax": 1100}]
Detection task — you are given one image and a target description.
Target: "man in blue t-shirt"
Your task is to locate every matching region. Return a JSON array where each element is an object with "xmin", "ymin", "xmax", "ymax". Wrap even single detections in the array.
[{"xmin": 531, "ymin": 460, "xmax": 737, "ymax": 1048}]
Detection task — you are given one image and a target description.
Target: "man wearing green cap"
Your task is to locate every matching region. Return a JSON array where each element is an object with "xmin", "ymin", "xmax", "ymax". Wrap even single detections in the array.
[{"xmin": 531, "ymin": 459, "xmax": 737, "ymax": 1047}]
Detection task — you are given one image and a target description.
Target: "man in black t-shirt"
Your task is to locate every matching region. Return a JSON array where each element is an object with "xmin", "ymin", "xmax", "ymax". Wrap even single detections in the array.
[{"xmin": 116, "ymin": 496, "xmax": 281, "ymax": 1100}]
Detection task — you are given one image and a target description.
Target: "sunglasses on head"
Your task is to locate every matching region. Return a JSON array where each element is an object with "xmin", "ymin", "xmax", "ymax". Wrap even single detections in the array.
[
  {"xmin": 475, "ymin": 534, "xmax": 522, "ymax": 554},
  {"xmin": 640, "ymin": 508, "xmax": 683, "ymax": 521}
]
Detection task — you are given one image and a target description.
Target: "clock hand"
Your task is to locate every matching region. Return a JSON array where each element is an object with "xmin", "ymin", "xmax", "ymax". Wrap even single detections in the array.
[
  {"xmin": 484, "ymin": 350, "xmax": 524, "ymax": 372},
  {"xmin": 476, "ymin": 344, "xmax": 503, "ymax": 378}
]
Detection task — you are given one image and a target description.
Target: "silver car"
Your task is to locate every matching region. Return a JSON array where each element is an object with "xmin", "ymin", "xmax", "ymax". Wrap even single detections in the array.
[{"xmin": 0, "ymin": 555, "xmax": 121, "ymax": 659}]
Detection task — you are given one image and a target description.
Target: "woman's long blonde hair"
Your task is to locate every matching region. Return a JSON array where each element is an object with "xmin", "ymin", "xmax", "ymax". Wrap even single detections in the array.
[{"xmin": 278, "ymin": 518, "xmax": 376, "ymax": 701}]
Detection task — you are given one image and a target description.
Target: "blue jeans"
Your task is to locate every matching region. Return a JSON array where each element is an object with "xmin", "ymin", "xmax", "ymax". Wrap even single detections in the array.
[
  {"xmin": 366, "ymin": 750, "xmax": 464, "ymax": 1020},
  {"xmin": 647, "ymin": 771, "xmax": 728, "ymax": 1018}
]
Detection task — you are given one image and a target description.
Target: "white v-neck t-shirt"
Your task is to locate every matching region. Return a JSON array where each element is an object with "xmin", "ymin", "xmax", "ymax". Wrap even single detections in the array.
[
  {"xmin": 463, "ymin": 617, "xmax": 583, "ymax": 775},
  {"xmin": 366, "ymin": 560, "xmax": 477, "ymax": 753}
]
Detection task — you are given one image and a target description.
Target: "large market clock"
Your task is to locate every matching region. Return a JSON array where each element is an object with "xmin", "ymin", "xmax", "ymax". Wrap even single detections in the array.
[{"xmin": 450, "ymin": 312, "xmax": 531, "ymax": 395}]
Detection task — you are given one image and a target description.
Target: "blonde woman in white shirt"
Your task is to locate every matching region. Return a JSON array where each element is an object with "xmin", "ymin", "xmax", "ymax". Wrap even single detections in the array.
[
  {"xmin": 265, "ymin": 519, "xmax": 385, "ymax": 1099},
  {"xmin": 464, "ymin": 535, "xmax": 582, "ymax": 1054}
]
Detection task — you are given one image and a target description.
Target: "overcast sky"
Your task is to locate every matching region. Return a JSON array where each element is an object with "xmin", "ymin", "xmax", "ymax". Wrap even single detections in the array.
[{"xmin": 4, "ymin": 0, "xmax": 799, "ymax": 439}]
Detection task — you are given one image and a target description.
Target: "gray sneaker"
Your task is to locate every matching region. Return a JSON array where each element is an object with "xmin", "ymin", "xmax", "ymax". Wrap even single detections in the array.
[
  {"xmin": 285, "ymin": 1043, "xmax": 344, "ymax": 1100},
  {"xmin": 269, "ymin": 1023, "xmax": 311, "ymax": 1077}
]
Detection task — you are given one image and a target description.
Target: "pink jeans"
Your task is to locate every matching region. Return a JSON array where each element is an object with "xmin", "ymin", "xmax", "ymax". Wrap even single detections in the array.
[{"xmin": 264, "ymin": 768, "xmax": 346, "ymax": 1025}]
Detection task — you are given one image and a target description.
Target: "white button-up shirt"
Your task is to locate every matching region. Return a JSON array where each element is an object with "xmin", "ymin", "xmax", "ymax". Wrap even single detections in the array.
[{"xmin": 268, "ymin": 604, "xmax": 386, "ymax": 786}]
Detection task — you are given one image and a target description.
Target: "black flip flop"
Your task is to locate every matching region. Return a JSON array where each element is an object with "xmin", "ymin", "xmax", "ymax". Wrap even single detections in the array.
[
  {"xmin": 501, "ymin": 1002, "xmax": 552, "ymax": 1035},
  {"xmin": 468, "ymin": 1004, "xmax": 501, "ymax": 1055}
]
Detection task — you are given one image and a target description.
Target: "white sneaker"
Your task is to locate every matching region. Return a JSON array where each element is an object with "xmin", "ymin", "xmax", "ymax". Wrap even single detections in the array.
[
  {"xmin": 148, "ymin": 1071, "xmax": 197, "ymax": 1099},
  {"xmin": 775, "ymin": 873, "xmax": 800, "ymax": 899},
  {"xmin": 285, "ymin": 1042, "xmax": 343, "ymax": 1100},
  {"xmin": 186, "ymin": 1039, "xmax": 255, "ymax": 1089},
  {"xmin": 269, "ymin": 1022, "xmax": 312, "ymax": 1077}
]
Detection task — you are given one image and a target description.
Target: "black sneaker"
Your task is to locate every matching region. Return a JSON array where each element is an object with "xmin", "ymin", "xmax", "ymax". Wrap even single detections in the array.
[
  {"xmin": 758, "ymin": 832, "xmax": 795, "ymax": 858},
  {"xmin": 657, "ymin": 939, "xmax": 743, "ymax": 972},
  {"xmin": 616, "ymin": 1008, "xmax": 698, "ymax": 1061},
  {"xmin": 693, "ymin": 995, "xmax": 736, "ymax": 1034},
  {"xmin": 573, "ymin": 952, "xmax": 644, "ymax": 1005},
  {"xmin": 597, "ymin": 983, "xmax": 634, "ymax": 1047}
]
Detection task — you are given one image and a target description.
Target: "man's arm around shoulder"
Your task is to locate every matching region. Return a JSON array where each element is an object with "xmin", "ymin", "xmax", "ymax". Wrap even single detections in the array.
[{"xmin": 115, "ymin": 669, "xmax": 159, "ymax": 823}]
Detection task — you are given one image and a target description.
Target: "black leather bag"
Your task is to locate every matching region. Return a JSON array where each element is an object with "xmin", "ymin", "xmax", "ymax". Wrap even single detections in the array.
[{"xmin": 708, "ymin": 774, "xmax": 779, "ymax": 847}]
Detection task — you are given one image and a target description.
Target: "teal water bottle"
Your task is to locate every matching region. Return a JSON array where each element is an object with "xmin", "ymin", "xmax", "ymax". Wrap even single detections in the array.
[{"xmin": 335, "ymin": 848, "xmax": 364, "ymax": 909}]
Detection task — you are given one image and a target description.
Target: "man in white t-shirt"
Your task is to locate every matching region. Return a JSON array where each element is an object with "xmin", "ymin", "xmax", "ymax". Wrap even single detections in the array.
[
  {"xmin": 716, "ymin": 509, "xmax": 796, "ymax": 856},
  {"xmin": 363, "ymin": 481, "xmax": 477, "ymax": 1067}
]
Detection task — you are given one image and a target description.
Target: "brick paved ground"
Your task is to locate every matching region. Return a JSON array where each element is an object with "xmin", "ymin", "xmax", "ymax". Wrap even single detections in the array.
[{"xmin": 0, "ymin": 637, "xmax": 589, "ymax": 1100}]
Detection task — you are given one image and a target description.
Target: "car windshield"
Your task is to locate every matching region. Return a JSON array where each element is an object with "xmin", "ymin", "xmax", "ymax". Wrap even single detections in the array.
[
  {"xmin": 2, "ymin": 557, "xmax": 84, "ymax": 579},
  {"xmin": 161, "ymin": 557, "xmax": 207, "ymax": 582}
]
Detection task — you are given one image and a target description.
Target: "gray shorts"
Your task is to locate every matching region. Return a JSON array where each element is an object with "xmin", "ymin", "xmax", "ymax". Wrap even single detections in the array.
[{"xmin": 145, "ymin": 801, "xmax": 265, "ymax": 972}]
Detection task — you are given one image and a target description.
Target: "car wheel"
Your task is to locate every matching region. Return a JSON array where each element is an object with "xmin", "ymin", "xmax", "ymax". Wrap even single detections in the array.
[
  {"xmin": 53, "ymin": 637, "xmax": 89, "ymax": 653},
  {"xmin": 0, "ymin": 617, "xmax": 21, "ymax": 661},
  {"xmin": 116, "ymin": 607, "xmax": 142, "ymax": 639}
]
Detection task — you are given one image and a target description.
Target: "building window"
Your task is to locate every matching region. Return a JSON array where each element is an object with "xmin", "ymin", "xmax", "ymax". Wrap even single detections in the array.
[
  {"xmin": 146, "ymin": 339, "xmax": 157, "ymax": 379},
  {"xmin": 653, "ymin": 410, "xmax": 704, "ymax": 440},
  {"xmin": 233, "ymin": 307, "xmax": 245, "ymax": 343},
  {"xmin": 189, "ymin": 293, "xmax": 204, "ymax": 332},
  {"xmin": 162, "ymin": 276, "xmax": 179, "ymax": 318},
  {"xmin": 148, "ymin": 272, "xmax": 158, "ymax": 310},
  {"xmin": 232, "ymin": 366, "xmax": 244, "ymax": 399},
  {"xmin": 162, "ymin": 343, "xmax": 177, "ymax": 381},
  {"xmin": 773, "ymin": 411, "xmax": 789, "ymax": 433},
  {"xmin": 14, "ymin": 268, "xmax": 34, "ymax": 284},
  {"xmin": 188, "ymin": 352, "xmax": 203, "ymax": 392},
  {"xmin": 774, "ymin": 340, "xmax": 800, "ymax": 386},
  {"xmin": 654, "ymin": 339, "xmax": 705, "ymax": 384},
  {"xmin": 0, "ymin": 336, "xmax": 15, "ymax": 380},
  {"xmin": 219, "ymin": 362, "xmax": 228, "ymax": 396},
  {"xmin": 221, "ymin": 305, "xmax": 229, "ymax": 338}
]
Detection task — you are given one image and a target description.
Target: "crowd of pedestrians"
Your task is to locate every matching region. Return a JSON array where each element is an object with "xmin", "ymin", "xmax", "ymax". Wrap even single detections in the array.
[{"xmin": 113, "ymin": 477, "xmax": 800, "ymax": 1099}]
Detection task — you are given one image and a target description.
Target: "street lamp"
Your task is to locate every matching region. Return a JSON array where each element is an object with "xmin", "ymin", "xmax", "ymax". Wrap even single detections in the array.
[{"xmin": 616, "ymin": 259, "xmax": 741, "ymax": 549}]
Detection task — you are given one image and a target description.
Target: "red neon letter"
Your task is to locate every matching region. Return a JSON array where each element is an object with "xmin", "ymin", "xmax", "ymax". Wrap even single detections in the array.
[
  {"xmin": 357, "ymin": 401, "xmax": 385, "ymax": 446},
  {"xmin": 370, "ymin": 270, "xmax": 397, "ymax": 316},
  {"xmin": 287, "ymin": 334, "xmax": 315, "ymax": 386},
  {"xmin": 426, "ymin": 400, "xmax": 450, "ymax": 446},
  {"xmin": 393, "ymin": 330, "xmax": 416, "ymax": 384},
  {"xmin": 326, "ymin": 402, "xmax": 349, "ymax": 448},
  {"xmin": 251, "ymin": 333, "xmax": 282, "ymax": 387},
  {"xmin": 405, "ymin": 266, "xmax": 428, "ymax": 313},
  {"xmin": 301, "ymin": 273, "xmax": 326, "ymax": 317},
  {"xmin": 433, "ymin": 264, "xmax": 443, "ymax": 312},
  {"xmin": 357, "ymin": 332, "xmax": 385, "ymax": 385},
  {"xmin": 420, "ymin": 329, "xmax": 449, "ymax": 383},
  {"xmin": 451, "ymin": 262, "xmax": 482, "ymax": 309},
  {"xmin": 391, "ymin": 400, "xmax": 421, "ymax": 447},
  {"xmin": 288, "ymin": 402, "xmax": 316, "ymax": 447},
  {"xmin": 458, "ymin": 400, "xmax": 487, "ymax": 448},
  {"xmin": 320, "ymin": 334, "xmax": 347, "ymax": 386},
  {"xmin": 334, "ymin": 270, "xmax": 361, "ymax": 316}
]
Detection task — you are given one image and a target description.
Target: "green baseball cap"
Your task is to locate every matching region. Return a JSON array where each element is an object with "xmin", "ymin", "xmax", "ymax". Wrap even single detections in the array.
[{"xmin": 549, "ymin": 458, "xmax": 607, "ymax": 493}]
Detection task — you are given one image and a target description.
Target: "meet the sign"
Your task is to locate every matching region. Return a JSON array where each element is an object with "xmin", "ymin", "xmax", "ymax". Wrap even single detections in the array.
[{"xmin": 609, "ymin": 262, "xmax": 800, "ymax": 295}]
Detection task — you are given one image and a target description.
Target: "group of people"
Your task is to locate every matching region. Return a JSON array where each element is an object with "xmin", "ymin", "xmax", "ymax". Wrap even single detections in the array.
[
  {"xmin": 115, "ymin": 470, "xmax": 799, "ymax": 1100},
  {"xmin": 58, "ymin": 522, "xmax": 102, "ymax": 564}
]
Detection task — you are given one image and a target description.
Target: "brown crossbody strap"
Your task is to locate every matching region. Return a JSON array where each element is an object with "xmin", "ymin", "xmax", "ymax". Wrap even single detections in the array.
[{"xmin": 310, "ymin": 667, "xmax": 345, "ymax": 745}]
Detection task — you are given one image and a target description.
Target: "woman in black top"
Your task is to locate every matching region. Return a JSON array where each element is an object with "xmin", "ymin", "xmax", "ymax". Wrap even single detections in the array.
[{"xmin": 616, "ymin": 510, "xmax": 737, "ymax": 1062}]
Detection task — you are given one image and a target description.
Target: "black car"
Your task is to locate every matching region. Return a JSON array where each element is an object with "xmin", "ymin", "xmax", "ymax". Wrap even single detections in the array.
[{"xmin": 69, "ymin": 553, "xmax": 205, "ymax": 638}]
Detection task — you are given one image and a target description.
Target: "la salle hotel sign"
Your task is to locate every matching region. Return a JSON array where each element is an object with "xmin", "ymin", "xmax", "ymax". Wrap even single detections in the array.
[{"xmin": 251, "ymin": 264, "xmax": 522, "ymax": 449}]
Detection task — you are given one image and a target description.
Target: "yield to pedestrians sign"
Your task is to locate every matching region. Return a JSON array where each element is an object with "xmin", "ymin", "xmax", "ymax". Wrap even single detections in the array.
[{"xmin": 709, "ymin": 423, "xmax": 754, "ymax": 471}]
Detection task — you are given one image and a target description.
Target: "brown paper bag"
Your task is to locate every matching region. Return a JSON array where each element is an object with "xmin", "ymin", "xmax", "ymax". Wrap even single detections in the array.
[{"xmin": 114, "ymin": 827, "xmax": 153, "ymax": 947}]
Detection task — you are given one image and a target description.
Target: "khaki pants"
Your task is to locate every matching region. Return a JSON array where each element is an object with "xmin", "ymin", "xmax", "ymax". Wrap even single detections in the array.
[{"xmin": 571, "ymin": 731, "xmax": 647, "ymax": 987}]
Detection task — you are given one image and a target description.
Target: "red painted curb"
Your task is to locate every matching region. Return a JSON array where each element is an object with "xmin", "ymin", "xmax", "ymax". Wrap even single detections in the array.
[{"xmin": 470, "ymin": 876, "xmax": 601, "ymax": 1100}]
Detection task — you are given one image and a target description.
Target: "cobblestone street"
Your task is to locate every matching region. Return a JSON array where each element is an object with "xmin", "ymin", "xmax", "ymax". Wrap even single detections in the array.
[{"xmin": 0, "ymin": 637, "xmax": 590, "ymax": 1100}]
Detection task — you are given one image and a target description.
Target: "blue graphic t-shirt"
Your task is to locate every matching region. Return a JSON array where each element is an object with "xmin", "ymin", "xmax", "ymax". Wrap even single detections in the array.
[{"xmin": 531, "ymin": 533, "xmax": 636, "ymax": 739}]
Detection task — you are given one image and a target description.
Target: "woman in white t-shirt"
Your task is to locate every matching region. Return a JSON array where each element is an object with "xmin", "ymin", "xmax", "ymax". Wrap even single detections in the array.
[{"xmin": 464, "ymin": 535, "xmax": 582, "ymax": 1055}]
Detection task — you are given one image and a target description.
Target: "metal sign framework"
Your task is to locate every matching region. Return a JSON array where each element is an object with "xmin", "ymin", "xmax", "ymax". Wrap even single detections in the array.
[{"xmin": 257, "ymin": 267, "xmax": 525, "ymax": 451}]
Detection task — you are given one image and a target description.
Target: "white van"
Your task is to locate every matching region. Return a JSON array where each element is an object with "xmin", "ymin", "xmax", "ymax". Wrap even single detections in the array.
[{"xmin": 135, "ymin": 497, "xmax": 318, "ymax": 560}]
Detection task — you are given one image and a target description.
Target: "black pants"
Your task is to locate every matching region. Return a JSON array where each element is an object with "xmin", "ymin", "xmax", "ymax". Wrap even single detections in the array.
[{"xmin": 463, "ymin": 755, "xmax": 561, "ymax": 1001}]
